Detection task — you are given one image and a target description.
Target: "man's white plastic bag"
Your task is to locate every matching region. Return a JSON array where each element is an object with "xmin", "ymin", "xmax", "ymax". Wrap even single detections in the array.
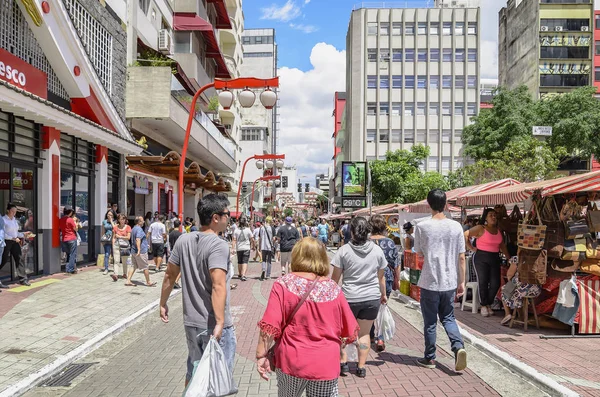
[
  {"xmin": 183, "ymin": 337, "xmax": 238, "ymax": 397},
  {"xmin": 374, "ymin": 304, "xmax": 395, "ymax": 342},
  {"xmin": 345, "ymin": 341, "xmax": 358, "ymax": 362}
]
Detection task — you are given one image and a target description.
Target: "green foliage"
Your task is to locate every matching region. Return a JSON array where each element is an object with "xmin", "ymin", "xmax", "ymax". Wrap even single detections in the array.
[
  {"xmin": 208, "ymin": 96, "xmax": 220, "ymax": 113},
  {"xmin": 284, "ymin": 208, "xmax": 293, "ymax": 217},
  {"xmin": 370, "ymin": 145, "xmax": 448, "ymax": 205}
]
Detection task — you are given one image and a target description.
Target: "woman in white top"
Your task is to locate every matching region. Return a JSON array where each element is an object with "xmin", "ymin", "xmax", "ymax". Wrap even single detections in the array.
[{"xmin": 232, "ymin": 218, "xmax": 254, "ymax": 281}]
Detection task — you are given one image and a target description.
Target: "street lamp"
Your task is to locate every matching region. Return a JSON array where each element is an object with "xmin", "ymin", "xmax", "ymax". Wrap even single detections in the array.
[
  {"xmin": 178, "ymin": 77, "xmax": 280, "ymax": 228},
  {"xmin": 236, "ymin": 153, "xmax": 285, "ymax": 218},
  {"xmin": 250, "ymin": 175, "xmax": 281, "ymax": 221}
]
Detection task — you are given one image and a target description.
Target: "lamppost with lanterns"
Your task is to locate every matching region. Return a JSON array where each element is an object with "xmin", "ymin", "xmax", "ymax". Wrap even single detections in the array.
[
  {"xmin": 250, "ymin": 175, "xmax": 281, "ymax": 221},
  {"xmin": 178, "ymin": 77, "xmax": 279, "ymax": 227},
  {"xmin": 235, "ymin": 154, "xmax": 284, "ymax": 218}
]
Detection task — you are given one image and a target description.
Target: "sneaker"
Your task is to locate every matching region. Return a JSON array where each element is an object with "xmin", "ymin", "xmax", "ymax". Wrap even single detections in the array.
[
  {"xmin": 455, "ymin": 348, "xmax": 467, "ymax": 372},
  {"xmin": 260, "ymin": 271, "xmax": 265, "ymax": 281},
  {"xmin": 173, "ymin": 282, "xmax": 181, "ymax": 289},
  {"xmin": 0, "ymin": 283, "xmax": 9, "ymax": 289},
  {"xmin": 241, "ymin": 276, "xmax": 247, "ymax": 282},
  {"xmin": 103, "ymin": 270, "xmax": 108, "ymax": 275},
  {"xmin": 355, "ymin": 367, "xmax": 367, "ymax": 378},
  {"xmin": 416, "ymin": 358, "xmax": 436, "ymax": 369},
  {"xmin": 481, "ymin": 306, "xmax": 489, "ymax": 317},
  {"xmin": 19, "ymin": 280, "xmax": 31, "ymax": 287},
  {"xmin": 375, "ymin": 339, "xmax": 386, "ymax": 352},
  {"xmin": 340, "ymin": 362, "xmax": 349, "ymax": 376}
]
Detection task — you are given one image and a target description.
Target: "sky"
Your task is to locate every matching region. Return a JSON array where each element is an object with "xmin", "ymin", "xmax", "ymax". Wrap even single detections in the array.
[{"xmin": 242, "ymin": 0, "xmax": 505, "ymax": 184}]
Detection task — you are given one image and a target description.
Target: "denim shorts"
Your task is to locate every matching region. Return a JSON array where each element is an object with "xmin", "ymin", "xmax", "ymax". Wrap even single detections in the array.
[{"xmin": 184, "ymin": 325, "xmax": 237, "ymax": 382}]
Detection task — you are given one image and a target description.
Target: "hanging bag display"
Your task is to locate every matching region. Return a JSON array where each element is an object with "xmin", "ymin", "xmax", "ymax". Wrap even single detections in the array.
[
  {"xmin": 586, "ymin": 237, "xmax": 600, "ymax": 260},
  {"xmin": 564, "ymin": 218, "xmax": 589, "ymax": 240},
  {"xmin": 517, "ymin": 203, "xmax": 547, "ymax": 251},
  {"xmin": 587, "ymin": 203, "xmax": 600, "ymax": 233},
  {"xmin": 542, "ymin": 197, "xmax": 565, "ymax": 259},
  {"xmin": 580, "ymin": 258, "xmax": 600, "ymax": 277},
  {"xmin": 517, "ymin": 248, "xmax": 547, "ymax": 285},
  {"xmin": 506, "ymin": 205, "xmax": 523, "ymax": 244},
  {"xmin": 561, "ymin": 238, "xmax": 586, "ymax": 261}
]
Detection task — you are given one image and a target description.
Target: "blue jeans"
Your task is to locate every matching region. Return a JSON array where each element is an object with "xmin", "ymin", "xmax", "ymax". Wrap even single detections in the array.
[
  {"xmin": 318, "ymin": 235, "xmax": 327, "ymax": 244},
  {"xmin": 103, "ymin": 243, "xmax": 112, "ymax": 271},
  {"xmin": 419, "ymin": 288, "xmax": 464, "ymax": 361},
  {"xmin": 184, "ymin": 325, "xmax": 236, "ymax": 382},
  {"xmin": 62, "ymin": 240, "xmax": 77, "ymax": 273}
]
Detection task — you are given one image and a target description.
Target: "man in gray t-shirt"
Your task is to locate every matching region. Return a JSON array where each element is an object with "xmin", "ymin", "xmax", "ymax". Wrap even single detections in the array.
[
  {"xmin": 159, "ymin": 194, "xmax": 235, "ymax": 384},
  {"xmin": 413, "ymin": 189, "xmax": 467, "ymax": 373}
]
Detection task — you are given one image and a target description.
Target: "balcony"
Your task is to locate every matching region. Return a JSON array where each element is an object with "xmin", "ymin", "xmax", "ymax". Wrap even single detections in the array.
[{"xmin": 126, "ymin": 66, "xmax": 236, "ymax": 173}]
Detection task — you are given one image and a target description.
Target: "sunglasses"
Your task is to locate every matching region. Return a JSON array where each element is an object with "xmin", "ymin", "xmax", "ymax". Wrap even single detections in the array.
[{"xmin": 216, "ymin": 211, "xmax": 231, "ymax": 218}]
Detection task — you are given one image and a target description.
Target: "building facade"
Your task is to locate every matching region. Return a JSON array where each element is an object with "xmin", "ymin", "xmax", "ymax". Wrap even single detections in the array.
[
  {"xmin": 499, "ymin": 0, "xmax": 594, "ymax": 98},
  {"xmin": 332, "ymin": 91, "xmax": 346, "ymax": 203},
  {"xmin": 344, "ymin": 2, "xmax": 480, "ymax": 178}
]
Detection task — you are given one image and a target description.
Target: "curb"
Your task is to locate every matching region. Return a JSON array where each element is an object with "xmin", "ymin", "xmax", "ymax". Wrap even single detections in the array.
[
  {"xmin": 0, "ymin": 289, "xmax": 181, "ymax": 397},
  {"xmin": 394, "ymin": 292, "xmax": 579, "ymax": 397}
]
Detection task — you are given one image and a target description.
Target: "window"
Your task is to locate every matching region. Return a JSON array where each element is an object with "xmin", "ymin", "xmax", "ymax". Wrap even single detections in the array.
[
  {"xmin": 416, "ymin": 103, "xmax": 426, "ymax": 115},
  {"xmin": 442, "ymin": 103, "xmax": 452, "ymax": 115},
  {"xmin": 392, "ymin": 48, "xmax": 402, "ymax": 62},
  {"xmin": 367, "ymin": 129, "xmax": 376, "ymax": 142},
  {"xmin": 417, "ymin": 75, "xmax": 427, "ymax": 88},
  {"xmin": 454, "ymin": 157, "xmax": 463, "ymax": 169},
  {"xmin": 392, "ymin": 22, "xmax": 402, "ymax": 35},
  {"xmin": 405, "ymin": 75, "xmax": 415, "ymax": 88},
  {"xmin": 392, "ymin": 102, "xmax": 401, "ymax": 116},
  {"xmin": 540, "ymin": 74, "xmax": 589, "ymax": 87},
  {"xmin": 454, "ymin": 129, "xmax": 463, "ymax": 143},
  {"xmin": 241, "ymin": 128, "xmax": 264, "ymax": 141},
  {"xmin": 442, "ymin": 75, "xmax": 452, "ymax": 88},
  {"xmin": 243, "ymin": 52, "xmax": 274, "ymax": 58},
  {"xmin": 540, "ymin": 18, "xmax": 590, "ymax": 32},
  {"xmin": 405, "ymin": 23, "xmax": 415, "ymax": 35},
  {"xmin": 380, "ymin": 102, "xmax": 389, "ymax": 115},
  {"xmin": 597, "ymin": 15, "xmax": 600, "ymax": 30},
  {"xmin": 430, "ymin": 22, "xmax": 439, "ymax": 35},
  {"xmin": 430, "ymin": 49, "xmax": 440, "ymax": 62},
  {"xmin": 367, "ymin": 102, "xmax": 377, "ymax": 115},
  {"xmin": 443, "ymin": 22, "xmax": 452, "ymax": 36},
  {"xmin": 455, "ymin": 49, "xmax": 465, "ymax": 62},
  {"xmin": 443, "ymin": 49, "xmax": 452, "ymax": 62},
  {"xmin": 417, "ymin": 129, "xmax": 427, "ymax": 143},
  {"xmin": 392, "ymin": 129, "xmax": 401, "ymax": 142},
  {"xmin": 468, "ymin": 22, "xmax": 477, "ymax": 35},
  {"xmin": 255, "ymin": 36, "xmax": 263, "ymax": 43},
  {"xmin": 380, "ymin": 22, "xmax": 389, "ymax": 36},
  {"xmin": 405, "ymin": 103, "xmax": 415, "ymax": 116},
  {"xmin": 429, "ymin": 130, "xmax": 439, "ymax": 142},
  {"xmin": 596, "ymin": 67, "xmax": 600, "ymax": 82},
  {"xmin": 380, "ymin": 49, "xmax": 390, "ymax": 62},
  {"xmin": 429, "ymin": 157, "xmax": 439, "ymax": 171},
  {"xmin": 467, "ymin": 75, "xmax": 477, "ymax": 88},
  {"xmin": 430, "ymin": 75, "xmax": 440, "ymax": 89},
  {"xmin": 405, "ymin": 130, "xmax": 414, "ymax": 143},
  {"xmin": 442, "ymin": 129, "xmax": 451, "ymax": 142},
  {"xmin": 429, "ymin": 103, "xmax": 439, "ymax": 115},
  {"xmin": 442, "ymin": 157, "xmax": 451, "ymax": 172},
  {"xmin": 468, "ymin": 49, "xmax": 477, "ymax": 62},
  {"xmin": 418, "ymin": 22, "xmax": 428, "ymax": 35},
  {"xmin": 368, "ymin": 49, "xmax": 377, "ymax": 62},
  {"xmin": 455, "ymin": 103, "xmax": 464, "ymax": 115},
  {"xmin": 367, "ymin": 75, "xmax": 377, "ymax": 88},
  {"xmin": 380, "ymin": 76, "xmax": 389, "ymax": 89},
  {"xmin": 368, "ymin": 22, "xmax": 378, "ymax": 35},
  {"xmin": 455, "ymin": 22, "xmax": 465, "ymax": 35},
  {"xmin": 380, "ymin": 130, "xmax": 389, "ymax": 142},
  {"xmin": 392, "ymin": 75, "xmax": 402, "ymax": 88},
  {"xmin": 418, "ymin": 49, "xmax": 428, "ymax": 61},
  {"xmin": 455, "ymin": 75, "xmax": 465, "ymax": 88},
  {"xmin": 467, "ymin": 103, "xmax": 477, "ymax": 116},
  {"xmin": 242, "ymin": 36, "xmax": 250, "ymax": 45},
  {"xmin": 597, "ymin": 42, "xmax": 600, "ymax": 55},
  {"xmin": 405, "ymin": 49, "xmax": 415, "ymax": 62},
  {"xmin": 540, "ymin": 46, "xmax": 589, "ymax": 59}
]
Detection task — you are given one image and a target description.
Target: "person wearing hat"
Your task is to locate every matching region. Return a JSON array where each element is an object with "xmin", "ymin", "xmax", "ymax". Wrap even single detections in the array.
[
  {"xmin": 403, "ymin": 222, "xmax": 414, "ymax": 251},
  {"xmin": 276, "ymin": 216, "xmax": 300, "ymax": 275}
]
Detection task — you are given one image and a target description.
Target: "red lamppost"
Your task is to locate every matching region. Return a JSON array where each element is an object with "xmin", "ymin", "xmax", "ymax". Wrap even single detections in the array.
[
  {"xmin": 250, "ymin": 175, "xmax": 281, "ymax": 221},
  {"xmin": 178, "ymin": 77, "xmax": 279, "ymax": 227},
  {"xmin": 235, "ymin": 154, "xmax": 284, "ymax": 218}
]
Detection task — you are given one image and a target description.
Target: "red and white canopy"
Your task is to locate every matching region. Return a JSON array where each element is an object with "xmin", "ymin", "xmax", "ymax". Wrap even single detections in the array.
[
  {"xmin": 351, "ymin": 203, "xmax": 407, "ymax": 217},
  {"xmin": 455, "ymin": 171, "xmax": 600, "ymax": 207}
]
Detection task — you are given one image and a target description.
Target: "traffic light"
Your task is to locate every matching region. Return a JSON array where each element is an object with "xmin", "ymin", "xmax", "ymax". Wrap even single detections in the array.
[
  {"xmin": 305, "ymin": 183, "xmax": 309, "ymax": 193},
  {"xmin": 242, "ymin": 184, "xmax": 248, "ymax": 194},
  {"xmin": 282, "ymin": 176, "xmax": 288, "ymax": 188},
  {"xmin": 297, "ymin": 183, "xmax": 302, "ymax": 193}
]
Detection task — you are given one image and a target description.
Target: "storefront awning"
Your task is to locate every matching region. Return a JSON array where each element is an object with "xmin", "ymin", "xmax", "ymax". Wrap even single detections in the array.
[
  {"xmin": 206, "ymin": 0, "xmax": 232, "ymax": 29},
  {"xmin": 351, "ymin": 203, "xmax": 407, "ymax": 217},
  {"xmin": 126, "ymin": 151, "xmax": 231, "ymax": 192},
  {"xmin": 173, "ymin": 13, "xmax": 231, "ymax": 79}
]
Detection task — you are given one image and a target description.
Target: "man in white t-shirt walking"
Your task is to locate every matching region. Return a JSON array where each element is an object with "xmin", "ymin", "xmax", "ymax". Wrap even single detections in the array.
[
  {"xmin": 148, "ymin": 215, "xmax": 167, "ymax": 272},
  {"xmin": 232, "ymin": 218, "xmax": 254, "ymax": 281},
  {"xmin": 258, "ymin": 217, "xmax": 275, "ymax": 281},
  {"xmin": 414, "ymin": 189, "xmax": 467, "ymax": 372}
]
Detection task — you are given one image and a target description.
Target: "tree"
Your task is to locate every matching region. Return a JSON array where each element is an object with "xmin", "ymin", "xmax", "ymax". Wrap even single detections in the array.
[
  {"xmin": 370, "ymin": 145, "xmax": 448, "ymax": 205},
  {"xmin": 284, "ymin": 208, "xmax": 293, "ymax": 217}
]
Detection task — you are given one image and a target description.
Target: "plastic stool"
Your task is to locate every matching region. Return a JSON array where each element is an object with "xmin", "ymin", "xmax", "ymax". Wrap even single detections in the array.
[
  {"xmin": 510, "ymin": 296, "xmax": 540, "ymax": 331},
  {"xmin": 461, "ymin": 282, "xmax": 480, "ymax": 314}
]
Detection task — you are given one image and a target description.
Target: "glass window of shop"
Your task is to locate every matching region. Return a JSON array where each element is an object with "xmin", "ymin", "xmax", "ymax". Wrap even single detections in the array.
[
  {"xmin": 0, "ymin": 111, "xmax": 42, "ymax": 281},
  {"xmin": 127, "ymin": 176, "xmax": 153, "ymax": 223},
  {"xmin": 60, "ymin": 133, "xmax": 95, "ymax": 265},
  {"xmin": 107, "ymin": 150, "xmax": 121, "ymax": 207}
]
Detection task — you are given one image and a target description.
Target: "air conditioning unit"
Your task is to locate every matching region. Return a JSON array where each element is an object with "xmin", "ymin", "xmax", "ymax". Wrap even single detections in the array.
[
  {"xmin": 158, "ymin": 29, "xmax": 172, "ymax": 54},
  {"xmin": 555, "ymin": 26, "xmax": 563, "ymax": 32},
  {"xmin": 540, "ymin": 26, "xmax": 548, "ymax": 32},
  {"xmin": 581, "ymin": 26, "xmax": 589, "ymax": 32}
]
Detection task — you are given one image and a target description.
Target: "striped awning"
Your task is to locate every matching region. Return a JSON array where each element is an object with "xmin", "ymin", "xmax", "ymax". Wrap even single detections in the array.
[
  {"xmin": 455, "ymin": 171, "xmax": 600, "ymax": 207},
  {"xmin": 407, "ymin": 178, "xmax": 521, "ymax": 213},
  {"xmin": 351, "ymin": 203, "xmax": 408, "ymax": 217}
]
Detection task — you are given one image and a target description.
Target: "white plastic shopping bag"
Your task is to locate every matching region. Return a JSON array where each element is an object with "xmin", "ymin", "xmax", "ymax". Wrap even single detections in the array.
[
  {"xmin": 374, "ymin": 304, "xmax": 395, "ymax": 342},
  {"xmin": 183, "ymin": 337, "xmax": 238, "ymax": 397},
  {"xmin": 345, "ymin": 341, "xmax": 358, "ymax": 362}
]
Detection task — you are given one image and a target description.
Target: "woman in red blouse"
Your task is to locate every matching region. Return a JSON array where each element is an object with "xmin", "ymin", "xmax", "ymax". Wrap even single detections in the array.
[{"xmin": 256, "ymin": 237, "xmax": 358, "ymax": 397}]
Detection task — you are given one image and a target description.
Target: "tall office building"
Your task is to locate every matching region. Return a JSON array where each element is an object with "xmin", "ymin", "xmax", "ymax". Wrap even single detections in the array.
[
  {"xmin": 499, "ymin": 0, "xmax": 594, "ymax": 98},
  {"xmin": 344, "ymin": 1, "xmax": 480, "ymax": 176}
]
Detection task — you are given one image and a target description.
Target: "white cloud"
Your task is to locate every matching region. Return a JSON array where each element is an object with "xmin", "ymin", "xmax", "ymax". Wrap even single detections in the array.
[
  {"xmin": 480, "ymin": 0, "xmax": 506, "ymax": 80},
  {"xmin": 277, "ymin": 43, "xmax": 346, "ymax": 182},
  {"xmin": 260, "ymin": 0, "xmax": 301, "ymax": 22},
  {"xmin": 304, "ymin": 0, "xmax": 311, "ymax": 3},
  {"xmin": 289, "ymin": 23, "xmax": 318, "ymax": 33},
  {"xmin": 481, "ymin": 40, "xmax": 498, "ymax": 80}
]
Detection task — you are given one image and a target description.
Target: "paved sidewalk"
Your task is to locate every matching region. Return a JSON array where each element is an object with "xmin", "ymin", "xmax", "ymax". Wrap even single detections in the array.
[{"xmin": 0, "ymin": 263, "xmax": 167, "ymax": 395}]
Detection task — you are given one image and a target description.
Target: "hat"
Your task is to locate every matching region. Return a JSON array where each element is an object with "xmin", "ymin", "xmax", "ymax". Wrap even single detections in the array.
[
  {"xmin": 285, "ymin": 216, "xmax": 293, "ymax": 223},
  {"xmin": 403, "ymin": 222, "xmax": 413, "ymax": 232},
  {"xmin": 255, "ymin": 222, "xmax": 261, "ymax": 227}
]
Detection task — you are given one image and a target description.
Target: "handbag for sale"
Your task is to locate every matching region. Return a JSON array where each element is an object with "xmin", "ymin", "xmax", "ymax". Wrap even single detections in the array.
[
  {"xmin": 267, "ymin": 277, "xmax": 318, "ymax": 371},
  {"xmin": 563, "ymin": 238, "xmax": 586, "ymax": 252},
  {"xmin": 587, "ymin": 203, "xmax": 600, "ymax": 233},
  {"xmin": 564, "ymin": 218, "xmax": 589, "ymax": 239},
  {"xmin": 586, "ymin": 237, "xmax": 600, "ymax": 260},
  {"xmin": 561, "ymin": 250, "xmax": 586, "ymax": 262},
  {"xmin": 506, "ymin": 205, "xmax": 523, "ymax": 243},
  {"xmin": 517, "ymin": 248, "xmax": 547, "ymax": 285},
  {"xmin": 542, "ymin": 198, "xmax": 565, "ymax": 259},
  {"xmin": 517, "ymin": 204, "xmax": 546, "ymax": 251},
  {"xmin": 550, "ymin": 259, "xmax": 580, "ymax": 273},
  {"xmin": 580, "ymin": 258, "xmax": 600, "ymax": 277}
]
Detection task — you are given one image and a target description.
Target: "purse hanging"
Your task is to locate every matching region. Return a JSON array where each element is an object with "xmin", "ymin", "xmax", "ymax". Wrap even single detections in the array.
[
  {"xmin": 517, "ymin": 203, "xmax": 547, "ymax": 251},
  {"xmin": 551, "ymin": 259, "xmax": 580, "ymax": 273},
  {"xmin": 586, "ymin": 237, "xmax": 600, "ymax": 259},
  {"xmin": 542, "ymin": 197, "xmax": 565, "ymax": 259},
  {"xmin": 564, "ymin": 218, "xmax": 589, "ymax": 240},
  {"xmin": 517, "ymin": 248, "xmax": 548, "ymax": 285},
  {"xmin": 587, "ymin": 202, "xmax": 600, "ymax": 233},
  {"xmin": 580, "ymin": 258, "xmax": 600, "ymax": 277},
  {"xmin": 506, "ymin": 205, "xmax": 523, "ymax": 244}
]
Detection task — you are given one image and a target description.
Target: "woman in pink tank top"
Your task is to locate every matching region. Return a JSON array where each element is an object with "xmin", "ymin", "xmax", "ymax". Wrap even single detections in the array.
[{"xmin": 464, "ymin": 208, "xmax": 511, "ymax": 317}]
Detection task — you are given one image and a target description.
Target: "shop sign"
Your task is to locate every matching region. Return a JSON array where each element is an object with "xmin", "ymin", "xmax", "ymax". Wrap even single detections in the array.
[
  {"xmin": 0, "ymin": 172, "xmax": 34, "ymax": 190},
  {"xmin": 0, "ymin": 48, "xmax": 48, "ymax": 99},
  {"xmin": 134, "ymin": 175, "xmax": 150, "ymax": 195}
]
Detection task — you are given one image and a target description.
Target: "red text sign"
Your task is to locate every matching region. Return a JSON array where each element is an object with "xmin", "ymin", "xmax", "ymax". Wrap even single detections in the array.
[{"xmin": 0, "ymin": 48, "xmax": 48, "ymax": 99}]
